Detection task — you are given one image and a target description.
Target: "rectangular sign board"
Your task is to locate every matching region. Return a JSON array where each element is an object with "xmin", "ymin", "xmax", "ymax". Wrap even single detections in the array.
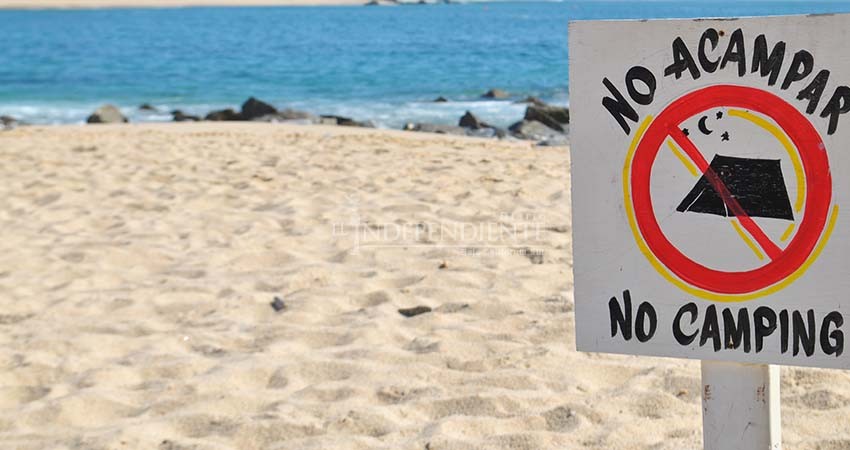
[{"xmin": 570, "ymin": 14, "xmax": 850, "ymax": 369}]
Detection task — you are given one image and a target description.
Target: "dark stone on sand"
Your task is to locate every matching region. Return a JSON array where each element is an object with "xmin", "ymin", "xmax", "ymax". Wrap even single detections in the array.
[
  {"xmin": 241, "ymin": 97, "xmax": 277, "ymax": 120},
  {"xmin": 1, "ymin": 115, "xmax": 18, "ymax": 130},
  {"xmin": 433, "ymin": 96, "xmax": 449, "ymax": 103},
  {"xmin": 520, "ymin": 248, "xmax": 544, "ymax": 264},
  {"xmin": 270, "ymin": 296, "xmax": 286, "ymax": 312},
  {"xmin": 458, "ymin": 110, "xmax": 487, "ymax": 129},
  {"xmin": 403, "ymin": 122, "xmax": 467, "ymax": 136},
  {"xmin": 205, "ymin": 108, "xmax": 241, "ymax": 121},
  {"xmin": 509, "ymin": 120, "xmax": 563, "ymax": 141},
  {"xmin": 398, "ymin": 305, "xmax": 432, "ymax": 317},
  {"xmin": 139, "ymin": 103, "xmax": 158, "ymax": 112},
  {"xmin": 482, "ymin": 88, "xmax": 509, "ymax": 99},
  {"xmin": 172, "ymin": 110, "xmax": 200, "ymax": 122},
  {"xmin": 86, "ymin": 105, "xmax": 128, "ymax": 124},
  {"xmin": 524, "ymin": 105, "xmax": 570, "ymax": 131}
]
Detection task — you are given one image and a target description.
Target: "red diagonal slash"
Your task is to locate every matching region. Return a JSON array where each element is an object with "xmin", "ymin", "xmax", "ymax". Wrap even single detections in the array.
[{"xmin": 669, "ymin": 127, "xmax": 783, "ymax": 260}]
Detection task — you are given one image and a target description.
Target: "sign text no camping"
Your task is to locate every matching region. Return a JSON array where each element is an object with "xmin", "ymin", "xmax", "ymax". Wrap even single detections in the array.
[{"xmin": 570, "ymin": 14, "xmax": 850, "ymax": 369}]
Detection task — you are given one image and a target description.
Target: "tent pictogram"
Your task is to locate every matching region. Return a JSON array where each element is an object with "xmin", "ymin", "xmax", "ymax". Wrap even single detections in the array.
[{"xmin": 676, "ymin": 155, "xmax": 794, "ymax": 221}]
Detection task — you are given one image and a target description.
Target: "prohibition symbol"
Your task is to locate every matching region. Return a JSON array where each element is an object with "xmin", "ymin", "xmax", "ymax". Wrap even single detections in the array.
[{"xmin": 623, "ymin": 85, "xmax": 839, "ymax": 302}]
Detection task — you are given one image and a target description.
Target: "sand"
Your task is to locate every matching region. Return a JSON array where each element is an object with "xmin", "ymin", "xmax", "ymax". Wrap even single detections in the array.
[
  {"xmin": 0, "ymin": 0, "xmax": 366, "ymax": 9},
  {"xmin": 0, "ymin": 122, "xmax": 848, "ymax": 449}
]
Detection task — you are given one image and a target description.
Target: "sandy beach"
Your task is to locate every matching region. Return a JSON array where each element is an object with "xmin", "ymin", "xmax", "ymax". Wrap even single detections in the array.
[
  {"xmin": 0, "ymin": 0, "xmax": 365, "ymax": 8},
  {"xmin": 0, "ymin": 123, "xmax": 847, "ymax": 449}
]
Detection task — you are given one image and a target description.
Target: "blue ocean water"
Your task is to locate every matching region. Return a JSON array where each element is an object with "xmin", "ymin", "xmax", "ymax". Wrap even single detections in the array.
[{"xmin": 2, "ymin": 1, "xmax": 850, "ymax": 127}]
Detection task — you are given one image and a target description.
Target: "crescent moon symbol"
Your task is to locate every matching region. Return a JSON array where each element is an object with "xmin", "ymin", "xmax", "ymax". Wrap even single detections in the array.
[{"xmin": 698, "ymin": 115, "xmax": 713, "ymax": 135}]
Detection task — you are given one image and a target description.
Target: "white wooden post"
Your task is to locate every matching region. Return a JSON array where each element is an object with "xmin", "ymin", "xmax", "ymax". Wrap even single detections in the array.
[{"xmin": 701, "ymin": 361, "xmax": 781, "ymax": 450}]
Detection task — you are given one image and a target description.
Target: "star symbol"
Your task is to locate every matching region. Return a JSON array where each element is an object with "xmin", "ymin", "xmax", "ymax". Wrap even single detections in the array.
[
  {"xmin": 721, "ymin": 131, "xmax": 730, "ymax": 141},
  {"xmin": 716, "ymin": 111, "xmax": 723, "ymax": 120},
  {"xmin": 682, "ymin": 128, "xmax": 689, "ymax": 136}
]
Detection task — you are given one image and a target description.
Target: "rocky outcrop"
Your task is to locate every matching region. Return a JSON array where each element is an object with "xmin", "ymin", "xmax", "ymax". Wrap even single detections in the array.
[
  {"xmin": 172, "ymin": 110, "xmax": 200, "ymax": 122},
  {"xmin": 241, "ymin": 97, "xmax": 277, "ymax": 120},
  {"xmin": 0, "ymin": 115, "xmax": 18, "ymax": 130},
  {"xmin": 458, "ymin": 110, "xmax": 488, "ymax": 129},
  {"xmin": 139, "ymin": 103, "xmax": 157, "ymax": 112},
  {"xmin": 86, "ymin": 105, "xmax": 128, "ymax": 124},
  {"xmin": 205, "ymin": 108, "xmax": 241, "ymax": 121},
  {"xmin": 508, "ymin": 120, "xmax": 562, "ymax": 141},
  {"xmin": 433, "ymin": 96, "xmax": 449, "ymax": 103},
  {"xmin": 524, "ymin": 104, "xmax": 569, "ymax": 131},
  {"xmin": 482, "ymin": 89, "xmax": 509, "ymax": 99}
]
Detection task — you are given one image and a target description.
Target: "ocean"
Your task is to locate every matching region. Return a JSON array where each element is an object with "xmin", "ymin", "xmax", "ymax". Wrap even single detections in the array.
[{"xmin": 3, "ymin": 1, "xmax": 850, "ymax": 127}]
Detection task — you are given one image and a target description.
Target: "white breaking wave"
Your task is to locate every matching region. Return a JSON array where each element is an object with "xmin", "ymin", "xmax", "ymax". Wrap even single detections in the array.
[{"xmin": 0, "ymin": 97, "xmax": 568, "ymax": 130}]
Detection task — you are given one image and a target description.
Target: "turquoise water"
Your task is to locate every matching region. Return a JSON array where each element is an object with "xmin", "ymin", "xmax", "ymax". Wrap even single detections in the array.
[{"xmin": 2, "ymin": 1, "xmax": 850, "ymax": 126}]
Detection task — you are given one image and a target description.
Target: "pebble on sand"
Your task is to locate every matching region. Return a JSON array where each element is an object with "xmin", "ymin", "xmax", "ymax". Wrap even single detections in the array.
[
  {"xmin": 398, "ymin": 305, "xmax": 432, "ymax": 317},
  {"xmin": 270, "ymin": 296, "xmax": 286, "ymax": 312}
]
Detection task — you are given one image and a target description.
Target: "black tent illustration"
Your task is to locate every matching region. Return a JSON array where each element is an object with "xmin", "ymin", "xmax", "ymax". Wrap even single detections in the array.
[{"xmin": 676, "ymin": 155, "xmax": 794, "ymax": 221}]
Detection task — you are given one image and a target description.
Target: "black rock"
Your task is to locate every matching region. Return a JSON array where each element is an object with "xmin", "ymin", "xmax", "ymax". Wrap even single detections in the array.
[
  {"xmin": 509, "ymin": 120, "xmax": 563, "ymax": 141},
  {"xmin": 524, "ymin": 105, "xmax": 570, "ymax": 131},
  {"xmin": 172, "ymin": 110, "xmax": 200, "ymax": 122},
  {"xmin": 482, "ymin": 88, "xmax": 509, "ymax": 99},
  {"xmin": 398, "ymin": 305, "xmax": 432, "ymax": 317},
  {"xmin": 433, "ymin": 96, "xmax": 449, "ymax": 103},
  {"xmin": 205, "ymin": 108, "xmax": 241, "ymax": 121},
  {"xmin": 241, "ymin": 97, "xmax": 277, "ymax": 121},
  {"xmin": 0, "ymin": 115, "xmax": 18, "ymax": 130},
  {"xmin": 86, "ymin": 105, "xmax": 128, "ymax": 124},
  {"xmin": 139, "ymin": 103, "xmax": 158, "ymax": 112},
  {"xmin": 458, "ymin": 110, "xmax": 487, "ymax": 129},
  {"xmin": 270, "ymin": 296, "xmax": 286, "ymax": 312}
]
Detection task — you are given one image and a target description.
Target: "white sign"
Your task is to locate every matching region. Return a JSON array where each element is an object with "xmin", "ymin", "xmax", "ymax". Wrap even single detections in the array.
[{"xmin": 570, "ymin": 14, "xmax": 850, "ymax": 369}]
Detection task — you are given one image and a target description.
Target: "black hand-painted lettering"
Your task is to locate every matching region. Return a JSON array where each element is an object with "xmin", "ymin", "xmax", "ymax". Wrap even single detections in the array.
[
  {"xmin": 821, "ymin": 86, "xmax": 850, "ymax": 135},
  {"xmin": 754, "ymin": 306, "xmax": 777, "ymax": 353},
  {"xmin": 602, "ymin": 78, "xmax": 639, "ymax": 135},
  {"xmin": 797, "ymin": 69, "xmax": 830, "ymax": 114},
  {"xmin": 821, "ymin": 312, "xmax": 844, "ymax": 356},
  {"xmin": 609, "ymin": 290, "xmax": 632, "ymax": 340},
  {"xmin": 698, "ymin": 28, "xmax": 720, "ymax": 73},
  {"xmin": 722, "ymin": 307, "xmax": 751, "ymax": 353},
  {"xmin": 751, "ymin": 34, "xmax": 785, "ymax": 86},
  {"xmin": 792, "ymin": 309, "xmax": 816, "ymax": 357},
  {"xmin": 626, "ymin": 66, "xmax": 656, "ymax": 106},
  {"xmin": 700, "ymin": 305, "xmax": 721, "ymax": 352},
  {"xmin": 719, "ymin": 29, "xmax": 746, "ymax": 77},
  {"xmin": 635, "ymin": 301, "xmax": 657, "ymax": 342},
  {"xmin": 673, "ymin": 302, "xmax": 699, "ymax": 345},
  {"xmin": 781, "ymin": 49, "xmax": 814, "ymax": 90},
  {"xmin": 665, "ymin": 37, "xmax": 701, "ymax": 80}
]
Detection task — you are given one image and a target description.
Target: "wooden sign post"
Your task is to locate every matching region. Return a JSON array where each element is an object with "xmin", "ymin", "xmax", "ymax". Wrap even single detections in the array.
[
  {"xmin": 569, "ymin": 14, "xmax": 850, "ymax": 449},
  {"xmin": 701, "ymin": 362, "xmax": 780, "ymax": 449}
]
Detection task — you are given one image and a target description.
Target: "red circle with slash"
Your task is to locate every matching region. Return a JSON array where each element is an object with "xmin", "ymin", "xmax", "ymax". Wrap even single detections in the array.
[{"xmin": 630, "ymin": 85, "xmax": 831, "ymax": 295}]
